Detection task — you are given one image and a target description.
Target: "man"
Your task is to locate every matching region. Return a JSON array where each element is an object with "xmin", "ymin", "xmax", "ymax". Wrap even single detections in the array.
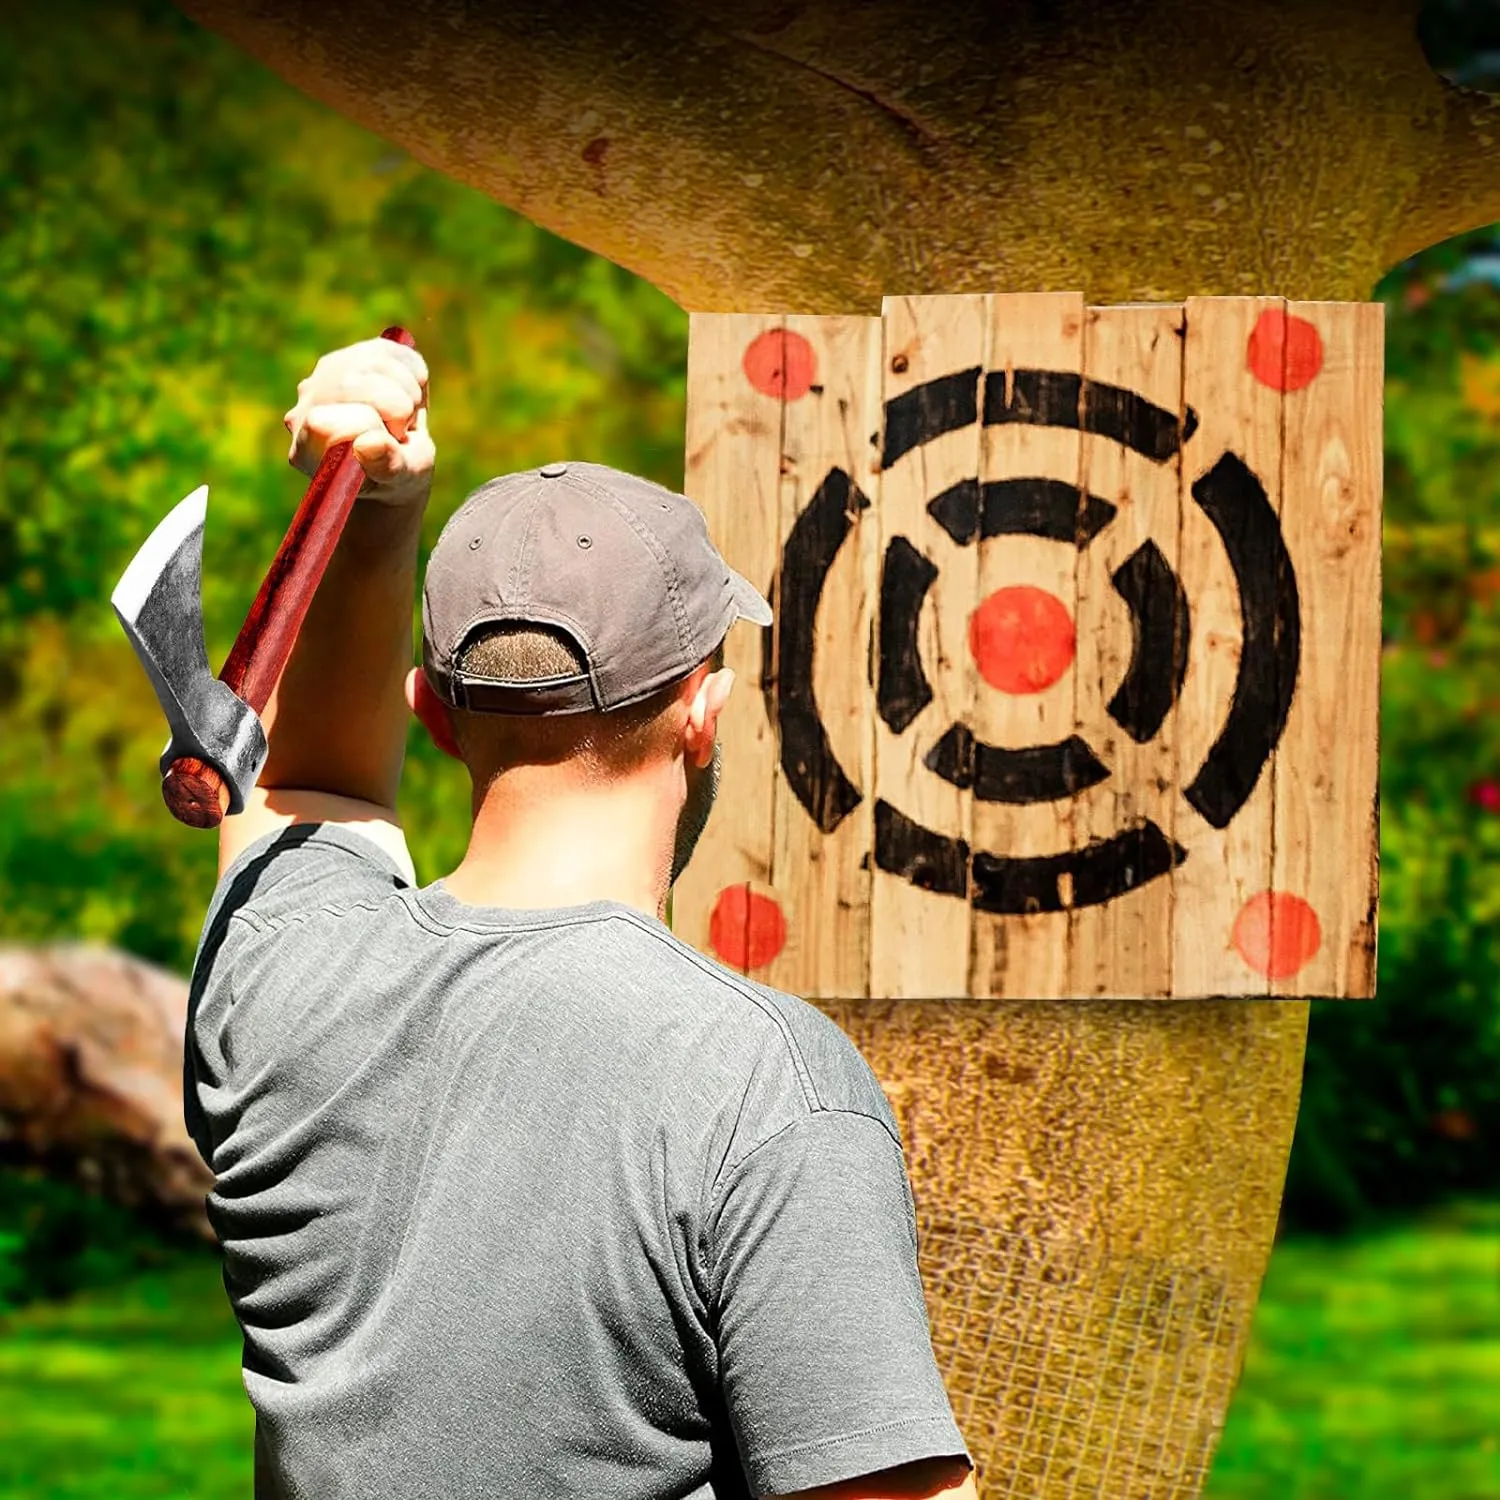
[{"xmin": 186, "ymin": 336, "xmax": 978, "ymax": 1500}]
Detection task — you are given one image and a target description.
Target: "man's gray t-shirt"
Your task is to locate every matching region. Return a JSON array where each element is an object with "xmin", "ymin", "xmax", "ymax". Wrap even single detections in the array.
[{"xmin": 186, "ymin": 824, "xmax": 970, "ymax": 1499}]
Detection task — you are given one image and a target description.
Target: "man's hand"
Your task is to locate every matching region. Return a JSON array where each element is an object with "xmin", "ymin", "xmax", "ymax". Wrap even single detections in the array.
[
  {"xmin": 217, "ymin": 335, "xmax": 434, "ymax": 876},
  {"xmin": 283, "ymin": 337, "xmax": 434, "ymax": 507}
]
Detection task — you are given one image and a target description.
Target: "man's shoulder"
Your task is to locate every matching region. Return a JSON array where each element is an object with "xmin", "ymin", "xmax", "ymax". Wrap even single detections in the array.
[
  {"xmin": 602, "ymin": 914, "xmax": 903, "ymax": 1146},
  {"xmin": 202, "ymin": 822, "xmax": 410, "ymax": 942},
  {"xmin": 189, "ymin": 823, "xmax": 413, "ymax": 1036}
]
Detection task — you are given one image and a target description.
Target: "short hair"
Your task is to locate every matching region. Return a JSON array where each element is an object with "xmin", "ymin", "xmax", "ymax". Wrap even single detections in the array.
[{"xmin": 445, "ymin": 623, "xmax": 726, "ymax": 781}]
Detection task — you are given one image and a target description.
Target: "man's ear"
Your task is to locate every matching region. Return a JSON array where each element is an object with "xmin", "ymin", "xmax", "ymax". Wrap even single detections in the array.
[
  {"xmin": 683, "ymin": 665, "xmax": 735, "ymax": 770},
  {"xmin": 406, "ymin": 667, "xmax": 464, "ymax": 761}
]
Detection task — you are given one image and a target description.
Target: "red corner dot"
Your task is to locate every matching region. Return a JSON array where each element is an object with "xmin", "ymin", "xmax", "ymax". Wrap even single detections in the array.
[
  {"xmin": 1246, "ymin": 308, "xmax": 1324, "ymax": 392},
  {"xmin": 709, "ymin": 885, "xmax": 787, "ymax": 971},
  {"xmin": 969, "ymin": 585, "xmax": 1076, "ymax": 694},
  {"xmin": 1232, "ymin": 891, "xmax": 1322, "ymax": 979},
  {"xmin": 742, "ymin": 329, "xmax": 816, "ymax": 401}
]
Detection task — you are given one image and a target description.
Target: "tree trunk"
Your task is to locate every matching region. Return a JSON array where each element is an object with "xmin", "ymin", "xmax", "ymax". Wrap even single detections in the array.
[
  {"xmin": 173, "ymin": 0, "xmax": 1500, "ymax": 311},
  {"xmin": 161, "ymin": 1, "xmax": 1500, "ymax": 1494},
  {"xmin": 0, "ymin": 945, "xmax": 213, "ymax": 1241}
]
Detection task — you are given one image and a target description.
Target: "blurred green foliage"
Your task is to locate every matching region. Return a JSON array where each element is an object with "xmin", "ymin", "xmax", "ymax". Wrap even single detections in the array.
[
  {"xmin": 1284, "ymin": 240, "xmax": 1500, "ymax": 1231},
  {"xmin": 0, "ymin": 0, "xmax": 688, "ymax": 970},
  {"xmin": 1420, "ymin": 0, "xmax": 1500, "ymax": 84},
  {"xmin": 0, "ymin": 0, "xmax": 1497, "ymax": 1259},
  {"xmin": 0, "ymin": 1168, "xmax": 186, "ymax": 1318}
]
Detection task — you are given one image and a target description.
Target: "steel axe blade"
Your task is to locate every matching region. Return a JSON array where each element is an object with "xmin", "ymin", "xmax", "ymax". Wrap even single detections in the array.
[{"xmin": 111, "ymin": 484, "xmax": 267, "ymax": 817}]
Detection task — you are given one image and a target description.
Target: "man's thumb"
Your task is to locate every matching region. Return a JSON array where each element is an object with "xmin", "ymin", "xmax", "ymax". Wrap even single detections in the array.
[{"xmin": 352, "ymin": 427, "xmax": 401, "ymax": 479}]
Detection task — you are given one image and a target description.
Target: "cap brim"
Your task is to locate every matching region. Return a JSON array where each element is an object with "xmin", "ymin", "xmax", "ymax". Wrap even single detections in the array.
[{"xmin": 729, "ymin": 566, "xmax": 774, "ymax": 626}]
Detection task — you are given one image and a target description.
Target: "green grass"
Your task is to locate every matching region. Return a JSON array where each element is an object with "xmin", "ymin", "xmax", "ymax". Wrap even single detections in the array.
[
  {"xmin": 0, "ymin": 1252, "xmax": 251, "ymax": 1499},
  {"xmin": 0, "ymin": 1206, "xmax": 1495, "ymax": 1498},
  {"xmin": 1205, "ymin": 1200, "xmax": 1500, "ymax": 1500}
]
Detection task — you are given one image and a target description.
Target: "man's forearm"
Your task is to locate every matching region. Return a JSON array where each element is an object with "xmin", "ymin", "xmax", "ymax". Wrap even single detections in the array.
[{"xmin": 254, "ymin": 493, "xmax": 429, "ymax": 808}]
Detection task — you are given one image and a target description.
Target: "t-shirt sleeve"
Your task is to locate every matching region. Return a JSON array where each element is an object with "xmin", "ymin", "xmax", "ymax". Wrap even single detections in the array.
[
  {"xmin": 706, "ymin": 1108, "xmax": 972, "ymax": 1497},
  {"xmin": 201, "ymin": 822, "xmax": 412, "ymax": 941},
  {"xmin": 184, "ymin": 823, "xmax": 412, "ymax": 1164}
]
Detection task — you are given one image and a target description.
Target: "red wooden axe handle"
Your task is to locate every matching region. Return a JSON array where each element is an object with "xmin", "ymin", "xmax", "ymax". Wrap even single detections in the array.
[{"xmin": 163, "ymin": 326, "xmax": 419, "ymax": 828}]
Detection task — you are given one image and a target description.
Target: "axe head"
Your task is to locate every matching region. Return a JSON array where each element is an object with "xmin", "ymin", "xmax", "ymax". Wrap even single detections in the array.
[{"xmin": 112, "ymin": 485, "xmax": 267, "ymax": 817}]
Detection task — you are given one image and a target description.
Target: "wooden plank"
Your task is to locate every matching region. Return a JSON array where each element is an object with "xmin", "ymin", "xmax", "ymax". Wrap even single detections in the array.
[
  {"xmin": 1067, "ymin": 302, "xmax": 1186, "ymax": 999},
  {"xmin": 675, "ymin": 313, "xmax": 785, "ymax": 976},
  {"xmin": 1270, "ymin": 301, "xmax": 1383, "ymax": 998},
  {"xmin": 869, "ymin": 295, "xmax": 988, "ymax": 1000},
  {"xmin": 764, "ymin": 314, "xmax": 884, "ymax": 999},
  {"xmin": 968, "ymin": 292, "xmax": 1085, "ymax": 1001},
  {"xmin": 1171, "ymin": 298, "xmax": 1286, "ymax": 1000}
]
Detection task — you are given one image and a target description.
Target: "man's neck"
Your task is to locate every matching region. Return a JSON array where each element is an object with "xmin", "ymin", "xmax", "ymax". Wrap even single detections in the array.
[{"xmin": 442, "ymin": 771, "xmax": 672, "ymax": 921}]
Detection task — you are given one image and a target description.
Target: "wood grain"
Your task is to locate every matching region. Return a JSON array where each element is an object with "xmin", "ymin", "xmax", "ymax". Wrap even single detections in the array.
[
  {"xmin": 869, "ymin": 295, "xmax": 987, "ymax": 1000},
  {"xmin": 676, "ymin": 312, "xmax": 784, "ymax": 973},
  {"xmin": 766, "ymin": 314, "xmax": 883, "ymax": 997},
  {"xmin": 1270, "ymin": 301, "xmax": 1383, "ymax": 998},
  {"xmin": 1171, "ymin": 299, "xmax": 1285, "ymax": 1001},
  {"xmin": 1071, "ymin": 302, "xmax": 1185, "ymax": 1000},
  {"xmin": 969, "ymin": 293, "xmax": 1084, "ymax": 1002}
]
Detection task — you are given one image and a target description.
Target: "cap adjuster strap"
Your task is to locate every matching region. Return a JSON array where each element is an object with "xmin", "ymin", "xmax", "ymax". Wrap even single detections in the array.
[{"xmin": 448, "ymin": 669, "xmax": 597, "ymax": 715}]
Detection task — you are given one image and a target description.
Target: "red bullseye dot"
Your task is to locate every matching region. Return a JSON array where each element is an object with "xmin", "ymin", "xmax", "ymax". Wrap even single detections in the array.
[
  {"xmin": 969, "ymin": 585, "xmax": 1076, "ymax": 694},
  {"xmin": 709, "ymin": 885, "xmax": 787, "ymax": 971},
  {"xmin": 742, "ymin": 329, "xmax": 816, "ymax": 400},
  {"xmin": 1232, "ymin": 891, "xmax": 1322, "ymax": 979},
  {"xmin": 1246, "ymin": 308, "xmax": 1324, "ymax": 392}
]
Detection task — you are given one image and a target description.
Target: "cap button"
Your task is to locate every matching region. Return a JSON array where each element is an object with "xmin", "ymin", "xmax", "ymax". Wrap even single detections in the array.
[{"xmin": 539, "ymin": 462, "xmax": 568, "ymax": 478}]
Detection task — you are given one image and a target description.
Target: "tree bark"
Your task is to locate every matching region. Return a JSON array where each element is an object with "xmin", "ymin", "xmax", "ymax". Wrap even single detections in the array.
[
  {"xmin": 0, "ymin": 945, "xmax": 213, "ymax": 1241},
  {"xmin": 159, "ymin": 1, "xmax": 1472, "ymax": 1494}
]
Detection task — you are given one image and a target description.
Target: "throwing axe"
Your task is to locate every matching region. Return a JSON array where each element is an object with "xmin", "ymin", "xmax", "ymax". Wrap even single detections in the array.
[{"xmin": 113, "ymin": 326, "xmax": 417, "ymax": 830}]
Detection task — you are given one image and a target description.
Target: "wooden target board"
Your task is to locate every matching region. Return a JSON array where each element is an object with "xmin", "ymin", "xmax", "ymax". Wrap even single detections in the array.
[{"xmin": 675, "ymin": 295, "xmax": 1382, "ymax": 1002}]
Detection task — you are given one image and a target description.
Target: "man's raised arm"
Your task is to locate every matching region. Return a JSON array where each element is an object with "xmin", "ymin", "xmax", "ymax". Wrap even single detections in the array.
[
  {"xmin": 217, "ymin": 337, "xmax": 433, "ymax": 876},
  {"xmin": 771, "ymin": 1455, "xmax": 978, "ymax": 1499}
]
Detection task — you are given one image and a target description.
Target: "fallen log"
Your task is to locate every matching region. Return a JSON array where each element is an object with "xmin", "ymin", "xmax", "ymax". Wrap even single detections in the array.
[{"xmin": 0, "ymin": 944, "xmax": 213, "ymax": 1242}]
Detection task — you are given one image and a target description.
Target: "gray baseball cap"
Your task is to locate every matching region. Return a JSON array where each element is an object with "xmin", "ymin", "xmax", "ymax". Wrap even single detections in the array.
[{"xmin": 421, "ymin": 460, "xmax": 773, "ymax": 714}]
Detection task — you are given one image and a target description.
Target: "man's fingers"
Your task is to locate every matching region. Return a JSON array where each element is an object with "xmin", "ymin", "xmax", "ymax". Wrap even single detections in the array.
[
  {"xmin": 354, "ymin": 336, "xmax": 428, "ymax": 392},
  {"xmin": 296, "ymin": 350, "xmax": 425, "ymax": 426},
  {"xmin": 298, "ymin": 371, "xmax": 418, "ymax": 433},
  {"xmin": 286, "ymin": 341, "xmax": 433, "ymax": 492},
  {"xmin": 356, "ymin": 350, "xmax": 425, "ymax": 410},
  {"xmin": 307, "ymin": 341, "xmax": 428, "ymax": 402},
  {"xmin": 292, "ymin": 400, "xmax": 391, "ymax": 450}
]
